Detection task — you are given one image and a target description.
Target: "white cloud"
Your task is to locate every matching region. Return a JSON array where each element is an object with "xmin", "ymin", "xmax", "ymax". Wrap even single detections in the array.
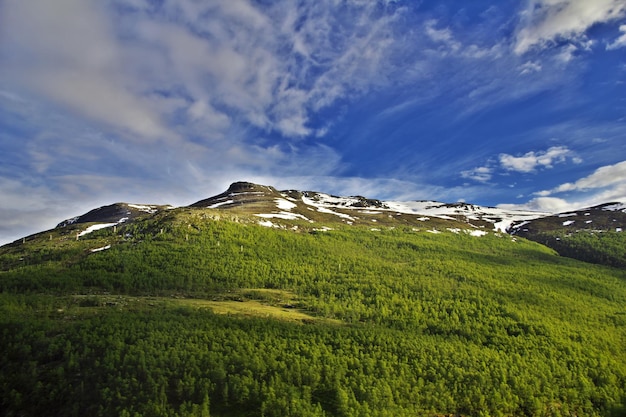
[
  {"xmin": 425, "ymin": 20, "xmax": 461, "ymax": 52},
  {"xmin": 538, "ymin": 160, "xmax": 626, "ymax": 196},
  {"xmin": 499, "ymin": 146, "xmax": 574, "ymax": 173},
  {"xmin": 520, "ymin": 61, "xmax": 542, "ymax": 75},
  {"xmin": 607, "ymin": 24, "xmax": 626, "ymax": 49},
  {"xmin": 501, "ymin": 160, "xmax": 626, "ymax": 214},
  {"xmin": 514, "ymin": 0, "xmax": 626, "ymax": 54},
  {"xmin": 462, "ymin": 146, "xmax": 581, "ymax": 184},
  {"xmin": 498, "ymin": 196, "xmax": 574, "ymax": 213},
  {"xmin": 461, "ymin": 166, "xmax": 493, "ymax": 183},
  {"xmin": 0, "ymin": 0, "xmax": 409, "ymax": 141},
  {"xmin": 556, "ymin": 43, "xmax": 579, "ymax": 63}
]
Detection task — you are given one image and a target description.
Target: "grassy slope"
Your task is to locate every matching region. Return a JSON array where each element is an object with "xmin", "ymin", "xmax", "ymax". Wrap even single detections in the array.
[{"xmin": 1, "ymin": 208, "xmax": 626, "ymax": 416}]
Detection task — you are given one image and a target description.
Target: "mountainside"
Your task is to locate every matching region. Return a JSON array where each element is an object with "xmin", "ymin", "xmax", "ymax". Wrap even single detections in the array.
[
  {"xmin": 1, "ymin": 182, "xmax": 626, "ymax": 416},
  {"xmin": 56, "ymin": 202, "xmax": 171, "ymax": 228},
  {"xmin": 510, "ymin": 202, "xmax": 626, "ymax": 268},
  {"xmin": 188, "ymin": 181, "xmax": 546, "ymax": 232},
  {"xmin": 43, "ymin": 181, "xmax": 625, "ymax": 268},
  {"xmin": 46, "ymin": 181, "xmax": 547, "ymax": 243},
  {"xmin": 510, "ymin": 202, "xmax": 626, "ymax": 235}
]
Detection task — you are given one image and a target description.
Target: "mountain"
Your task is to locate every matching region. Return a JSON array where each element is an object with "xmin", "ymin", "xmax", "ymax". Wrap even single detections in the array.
[
  {"xmin": 2, "ymin": 181, "xmax": 626, "ymax": 416},
  {"xmin": 48, "ymin": 181, "xmax": 625, "ymax": 267},
  {"xmin": 6, "ymin": 181, "xmax": 624, "ymax": 269},
  {"xmin": 510, "ymin": 202, "xmax": 626, "ymax": 268},
  {"xmin": 510, "ymin": 202, "xmax": 626, "ymax": 235},
  {"xmin": 17, "ymin": 180, "xmax": 623, "ymax": 268},
  {"xmin": 56, "ymin": 202, "xmax": 171, "ymax": 227},
  {"xmin": 187, "ymin": 181, "xmax": 547, "ymax": 232},
  {"xmin": 48, "ymin": 181, "xmax": 546, "ymax": 234}
]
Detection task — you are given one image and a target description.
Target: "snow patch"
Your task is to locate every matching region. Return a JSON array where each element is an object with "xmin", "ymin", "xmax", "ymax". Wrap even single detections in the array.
[
  {"xmin": 90, "ymin": 245, "xmax": 111, "ymax": 253},
  {"xmin": 313, "ymin": 205, "xmax": 355, "ymax": 220},
  {"xmin": 603, "ymin": 203, "xmax": 626, "ymax": 212},
  {"xmin": 558, "ymin": 213, "xmax": 577, "ymax": 218},
  {"xmin": 208, "ymin": 200, "xmax": 234, "ymax": 208},
  {"xmin": 562, "ymin": 220, "xmax": 575, "ymax": 226},
  {"xmin": 64, "ymin": 216, "xmax": 80, "ymax": 225},
  {"xmin": 298, "ymin": 194, "xmax": 547, "ymax": 232},
  {"xmin": 275, "ymin": 198, "xmax": 297, "ymax": 211},
  {"xmin": 467, "ymin": 230, "xmax": 488, "ymax": 237},
  {"xmin": 78, "ymin": 223, "xmax": 118, "ymax": 237},
  {"xmin": 255, "ymin": 212, "xmax": 309, "ymax": 221},
  {"xmin": 127, "ymin": 204, "xmax": 158, "ymax": 213},
  {"xmin": 426, "ymin": 229, "xmax": 441, "ymax": 234}
]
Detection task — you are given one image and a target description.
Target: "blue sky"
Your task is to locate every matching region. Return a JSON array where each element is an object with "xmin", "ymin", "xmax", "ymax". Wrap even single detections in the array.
[{"xmin": 1, "ymin": 0, "xmax": 626, "ymax": 244}]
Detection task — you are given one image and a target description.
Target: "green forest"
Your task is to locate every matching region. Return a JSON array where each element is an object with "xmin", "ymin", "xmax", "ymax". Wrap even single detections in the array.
[
  {"xmin": 1, "ymin": 208, "xmax": 626, "ymax": 416},
  {"xmin": 528, "ymin": 231, "xmax": 626, "ymax": 269}
]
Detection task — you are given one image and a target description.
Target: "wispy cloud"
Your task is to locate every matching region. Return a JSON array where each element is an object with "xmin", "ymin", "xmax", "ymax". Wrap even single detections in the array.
[
  {"xmin": 0, "ymin": 0, "xmax": 409, "ymax": 141},
  {"xmin": 461, "ymin": 166, "xmax": 493, "ymax": 183},
  {"xmin": 1, "ymin": 0, "xmax": 175, "ymax": 142},
  {"xmin": 519, "ymin": 61, "xmax": 542, "ymax": 75},
  {"xmin": 514, "ymin": 0, "xmax": 626, "ymax": 55},
  {"xmin": 607, "ymin": 25, "xmax": 626, "ymax": 50},
  {"xmin": 425, "ymin": 20, "xmax": 461, "ymax": 52}
]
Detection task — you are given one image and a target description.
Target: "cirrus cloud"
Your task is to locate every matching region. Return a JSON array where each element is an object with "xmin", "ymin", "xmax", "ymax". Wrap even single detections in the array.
[
  {"xmin": 514, "ymin": 0, "xmax": 626, "ymax": 55},
  {"xmin": 607, "ymin": 25, "xmax": 626, "ymax": 49}
]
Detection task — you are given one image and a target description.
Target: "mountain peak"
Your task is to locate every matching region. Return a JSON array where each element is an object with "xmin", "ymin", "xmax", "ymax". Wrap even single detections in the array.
[
  {"xmin": 225, "ymin": 181, "xmax": 275, "ymax": 193},
  {"xmin": 56, "ymin": 203, "xmax": 168, "ymax": 228},
  {"xmin": 190, "ymin": 181, "xmax": 280, "ymax": 209}
]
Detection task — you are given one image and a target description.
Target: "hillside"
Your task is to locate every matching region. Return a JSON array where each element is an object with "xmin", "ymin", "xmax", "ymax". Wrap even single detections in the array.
[
  {"xmin": 41, "ymin": 180, "xmax": 624, "ymax": 269},
  {"xmin": 1, "ymin": 182, "xmax": 626, "ymax": 416},
  {"xmin": 510, "ymin": 203, "xmax": 626, "ymax": 268}
]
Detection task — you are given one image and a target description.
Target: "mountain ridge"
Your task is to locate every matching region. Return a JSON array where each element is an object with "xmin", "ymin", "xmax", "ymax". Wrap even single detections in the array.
[
  {"xmin": 54, "ymin": 180, "xmax": 549, "ymax": 233},
  {"xmin": 4, "ymin": 181, "xmax": 625, "ymax": 267}
]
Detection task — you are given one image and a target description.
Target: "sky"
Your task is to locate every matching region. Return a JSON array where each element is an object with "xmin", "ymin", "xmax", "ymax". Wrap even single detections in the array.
[{"xmin": 1, "ymin": 0, "xmax": 626, "ymax": 244}]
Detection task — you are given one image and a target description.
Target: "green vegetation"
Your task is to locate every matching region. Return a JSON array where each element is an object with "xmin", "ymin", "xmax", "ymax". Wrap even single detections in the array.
[
  {"xmin": 528, "ymin": 231, "xmax": 626, "ymax": 269},
  {"xmin": 1, "ymin": 208, "xmax": 626, "ymax": 416}
]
